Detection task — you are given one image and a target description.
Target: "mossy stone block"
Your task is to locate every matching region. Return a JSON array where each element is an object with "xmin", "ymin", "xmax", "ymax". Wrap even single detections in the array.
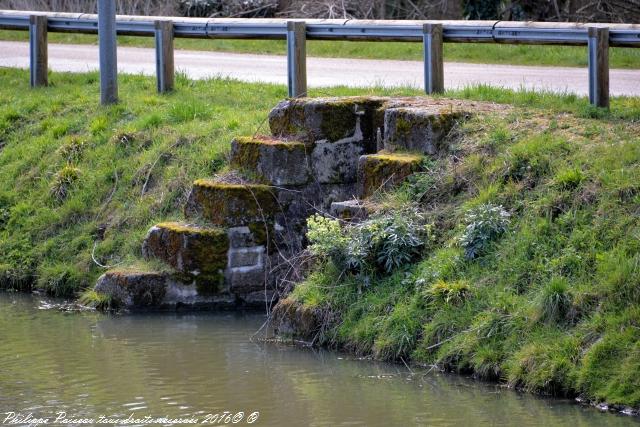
[
  {"xmin": 384, "ymin": 107, "xmax": 466, "ymax": 155},
  {"xmin": 310, "ymin": 140, "xmax": 364, "ymax": 184},
  {"xmin": 95, "ymin": 270, "xmax": 168, "ymax": 308},
  {"xmin": 330, "ymin": 199, "xmax": 370, "ymax": 221},
  {"xmin": 268, "ymin": 97, "xmax": 386, "ymax": 146},
  {"xmin": 185, "ymin": 180, "xmax": 279, "ymax": 227},
  {"xmin": 142, "ymin": 222, "xmax": 229, "ymax": 276},
  {"xmin": 358, "ymin": 152, "xmax": 423, "ymax": 198},
  {"xmin": 229, "ymin": 136, "xmax": 311, "ymax": 186}
]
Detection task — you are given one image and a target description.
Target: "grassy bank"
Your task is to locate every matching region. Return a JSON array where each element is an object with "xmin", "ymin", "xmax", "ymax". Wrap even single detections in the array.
[
  {"xmin": 287, "ymin": 93, "xmax": 640, "ymax": 408},
  {"xmin": 0, "ymin": 68, "xmax": 287, "ymax": 295},
  {"xmin": 0, "ymin": 67, "xmax": 430, "ymax": 296},
  {"xmin": 2, "ymin": 66, "xmax": 640, "ymax": 408},
  {"xmin": 1, "ymin": 29, "xmax": 639, "ymax": 69}
]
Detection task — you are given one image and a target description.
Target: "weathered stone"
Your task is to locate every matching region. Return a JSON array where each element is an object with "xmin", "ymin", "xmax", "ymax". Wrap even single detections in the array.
[
  {"xmin": 275, "ymin": 182, "xmax": 358, "ymax": 227},
  {"xmin": 142, "ymin": 222, "xmax": 228, "ymax": 276},
  {"xmin": 270, "ymin": 298, "xmax": 321, "ymax": 340},
  {"xmin": 185, "ymin": 180, "xmax": 279, "ymax": 227},
  {"xmin": 330, "ymin": 199, "xmax": 370, "ymax": 221},
  {"xmin": 226, "ymin": 264, "xmax": 267, "ymax": 294},
  {"xmin": 95, "ymin": 270, "xmax": 168, "ymax": 308},
  {"xmin": 269, "ymin": 96, "xmax": 386, "ymax": 149},
  {"xmin": 239, "ymin": 290, "xmax": 278, "ymax": 307},
  {"xmin": 310, "ymin": 140, "xmax": 364, "ymax": 184},
  {"xmin": 94, "ymin": 270, "xmax": 236, "ymax": 310},
  {"xmin": 228, "ymin": 246, "xmax": 265, "ymax": 268},
  {"xmin": 384, "ymin": 107, "xmax": 465, "ymax": 155},
  {"xmin": 358, "ymin": 152, "xmax": 423, "ymax": 198},
  {"xmin": 226, "ymin": 225, "xmax": 273, "ymax": 250},
  {"xmin": 229, "ymin": 136, "xmax": 311, "ymax": 186}
]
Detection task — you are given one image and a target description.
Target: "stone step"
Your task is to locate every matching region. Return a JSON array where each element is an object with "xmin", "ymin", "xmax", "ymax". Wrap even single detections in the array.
[
  {"xmin": 142, "ymin": 222, "xmax": 229, "ymax": 277},
  {"xmin": 94, "ymin": 269, "xmax": 234, "ymax": 310},
  {"xmin": 268, "ymin": 97, "xmax": 386, "ymax": 150},
  {"xmin": 184, "ymin": 180, "xmax": 279, "ymax": 227},
  {"xmin": 229, "ymin": 136, "xmax": 311, "ymax": 186},
  {"xmin": 357, "ymin": 152, "xmax": 423, "ymax": 198},
  {"xmin": 330, "ymin": 199, "xmax": 372, "ymax": 221},
  {"xmin": 230, "ymin": 134, "xmax": 363, "ymax": 186},
  {"xmin": 383, "ymin": 106, "xmax": 466, "ymax": 155}
]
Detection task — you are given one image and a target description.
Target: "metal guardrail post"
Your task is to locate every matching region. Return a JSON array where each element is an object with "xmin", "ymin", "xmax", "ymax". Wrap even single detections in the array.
[
  {"xmin": 98, "ymin": 0, "xmax": 118, "ymax": 105},
  {"xmin": 587, "ymin": 26, "xmax": 609, "ymax": 108},
  {"xmin": 155, "ymin": 20, "xmax": 174, "ymax": 93},
  {"xmin": 423, "ymin": 23, "xmax": 444, "ymax": 94},
  {"xmin": 287, "ymin": 21, "xmax": 307, "ymax": 98},
  {"xmin": 29, "ymin": 15, "xmax": 47, "ymax": 87}
]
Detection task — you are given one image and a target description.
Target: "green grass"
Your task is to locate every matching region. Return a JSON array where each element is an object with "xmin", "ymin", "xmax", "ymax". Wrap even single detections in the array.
[
  {"xmin": 1, "ymin": 29, "xmax": 639, "ymax": 68},
  {"xmin": 287, "ymin": 89, "xmax": 640, "ymax": 407},
  {"xmin": 0, "ymin": 67, "xmax": 289, "ymax": 295},
  {"xmin": 2, "ymin": 66, "xmax": 640, "ymax": 407}
]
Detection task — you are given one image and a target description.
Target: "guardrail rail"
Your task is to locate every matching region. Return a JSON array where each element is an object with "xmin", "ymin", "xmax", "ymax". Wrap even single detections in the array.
[{"xmin": 2, "ymin": 7, "xmax": 640, "ymax": 107}]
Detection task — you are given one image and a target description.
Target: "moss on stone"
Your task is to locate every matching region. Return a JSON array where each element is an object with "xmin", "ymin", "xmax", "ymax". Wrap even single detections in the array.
[
  {"xmin": 189, "ymin": 272, "xmax": 226, "ymax": 296},
  {"xmin": 186, "ymin": 180, "xmax": 278, "ymax": 227},
  {"xmin": 319, "ymin": 102, "xmax": 358, "ymax": 142},
  {"xmin": 229, "ymin": 137, "xmax": 261, "ymax": 170},
  {"xmin": 394, "ymin": 116, "xmax": 412, "ymax": 139},
  {"xmin": 359, "ymin": 152, "xmax": 424, "ymax": 198},
  {"xmin": 231, "ymin": 136, "xmax": 307, "ymax": 168},
  {"xmin": 95, "ymin": 270, "xmax": 168, "ymax": 308},
  {"xmin": 143, "ymin": 222, "xmax": 229, "ymax": 275}
]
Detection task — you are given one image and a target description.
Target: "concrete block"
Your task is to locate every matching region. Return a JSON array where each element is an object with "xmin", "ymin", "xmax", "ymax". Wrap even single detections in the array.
[
  {"xmin": 384, "ymin": 107, "xmax": 465, "ymax": 155},
  {"xmin": 230, "ymin": 136, "xmax": 311, "ymax": 186}
]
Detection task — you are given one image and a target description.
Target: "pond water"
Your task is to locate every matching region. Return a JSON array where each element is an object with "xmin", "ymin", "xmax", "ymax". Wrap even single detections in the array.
[{"xmin": 0, "ymin": 292, "xmax": 637, "ymax": 427}]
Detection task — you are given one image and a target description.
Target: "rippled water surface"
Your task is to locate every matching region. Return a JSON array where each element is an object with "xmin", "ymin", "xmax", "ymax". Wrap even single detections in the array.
[{"xmin": 0, "ymin": 292, "xmax": 637, "ymax": 426}]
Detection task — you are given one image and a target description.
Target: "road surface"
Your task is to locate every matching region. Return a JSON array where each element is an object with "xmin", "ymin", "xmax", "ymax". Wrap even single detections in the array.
[{"xmin": 1, "ymin": 40, "xmax": 639, "ymax": 96}]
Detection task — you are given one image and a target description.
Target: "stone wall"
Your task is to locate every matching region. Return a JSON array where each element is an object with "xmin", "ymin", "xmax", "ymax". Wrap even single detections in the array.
[{"xmin": 93, "ymin": 96, "xmax": 483, "ymax": 311}]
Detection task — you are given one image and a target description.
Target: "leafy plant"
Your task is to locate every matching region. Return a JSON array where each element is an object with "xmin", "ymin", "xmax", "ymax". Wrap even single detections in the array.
[
  {"xmin": 459, "ymin": 203, "xmax": 510, "ymax": 259},
  {"xmin": 306, "ymin": 209, "xmax": 432, "ymax": 280},
  {"xmin": 306, "ymin": 214, "xmax": 348, "ymax": 264}
]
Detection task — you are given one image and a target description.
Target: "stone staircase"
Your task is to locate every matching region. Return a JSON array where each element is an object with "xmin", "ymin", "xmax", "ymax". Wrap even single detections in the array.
[{"xmin": 94, "ymin": 96, "xmax": 473, "ymax": 310}]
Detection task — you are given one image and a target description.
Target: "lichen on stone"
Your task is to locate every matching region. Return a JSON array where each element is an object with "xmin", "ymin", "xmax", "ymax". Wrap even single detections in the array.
[
  {"xmin": 185, "ymin": 180, "xmax": 279, "ymax": 227},
  {"xmin": 143, "ymin": 222, "xmax": 229, "ymax": 276},
  {"xmin": 358, "ymin": 151, "xmax": 424, "ymax": 198}
]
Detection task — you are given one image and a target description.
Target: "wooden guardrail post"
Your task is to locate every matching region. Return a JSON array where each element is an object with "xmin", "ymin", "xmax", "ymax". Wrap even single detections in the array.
[
  {"xmin": 423, "ymin": 23, "xmax": 444, "ymax": 94},
  {"xmin": 287, "ymin": 21, "xmax": 307, "ymax": 98},
  {"xmin": 98, "ymin": 0, "xmax": 118, "ymax": 105},
  {"xmin": 587, "ymin": 26, "xmax": 609, "ymax": 108},
  {"xmin": 155, "ymin": 20, "xmax": 174, "ymax": 93},
  {"xmin": 29, "ymin": 15, "xmax": 47, "ymax": 87}
]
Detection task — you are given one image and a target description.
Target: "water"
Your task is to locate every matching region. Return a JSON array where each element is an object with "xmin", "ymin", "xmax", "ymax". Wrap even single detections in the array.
[{"xmin": 0, "ymin": 292, "xmax": 636, "ymax": 427}]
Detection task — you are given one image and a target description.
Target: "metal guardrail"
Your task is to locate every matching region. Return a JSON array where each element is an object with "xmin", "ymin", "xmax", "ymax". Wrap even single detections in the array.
[{"xmin": 2, "ymin": 9, "xmax": 639, "ymax": 106}]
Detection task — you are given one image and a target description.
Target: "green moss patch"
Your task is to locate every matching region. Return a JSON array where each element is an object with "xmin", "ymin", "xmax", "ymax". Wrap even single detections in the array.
[
  {"xmin": 143, "ymin": 222, "xmax": 229, "ymax": 275},
  {"xmin": 359, "ymin": 152, "xmax": 424, "ymax": 198},
  {"xmin": 186, "ymin": 180, "xmax": 279, "ymax": 226}
]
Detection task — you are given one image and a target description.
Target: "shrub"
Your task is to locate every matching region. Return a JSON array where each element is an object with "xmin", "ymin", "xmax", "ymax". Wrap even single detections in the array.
[
  {"xmin": 353, "ymin": 211, "xmax": 430, "ymax": 273},
  {"xmin": 306, "ymin": 209, "xmax": 431, "ymax": 279},
  {"xmin": 306, "ymin": 214, "xmax": 348, "ymax": 264},
  {"xmin": 458, "ymin": 203, "xmax": 510, "ymax": 259}
]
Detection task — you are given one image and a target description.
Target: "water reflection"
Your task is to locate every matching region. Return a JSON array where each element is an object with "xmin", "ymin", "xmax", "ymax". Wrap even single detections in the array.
[{"xmin": 0, "ymin": 292, "xmax": 637, "ymax": 426}]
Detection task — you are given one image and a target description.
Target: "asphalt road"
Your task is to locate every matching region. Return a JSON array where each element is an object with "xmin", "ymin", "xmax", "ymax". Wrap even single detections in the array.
[{"xmin": 1, "ymin": 40, "xmax": 639, "ymax": 96}]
